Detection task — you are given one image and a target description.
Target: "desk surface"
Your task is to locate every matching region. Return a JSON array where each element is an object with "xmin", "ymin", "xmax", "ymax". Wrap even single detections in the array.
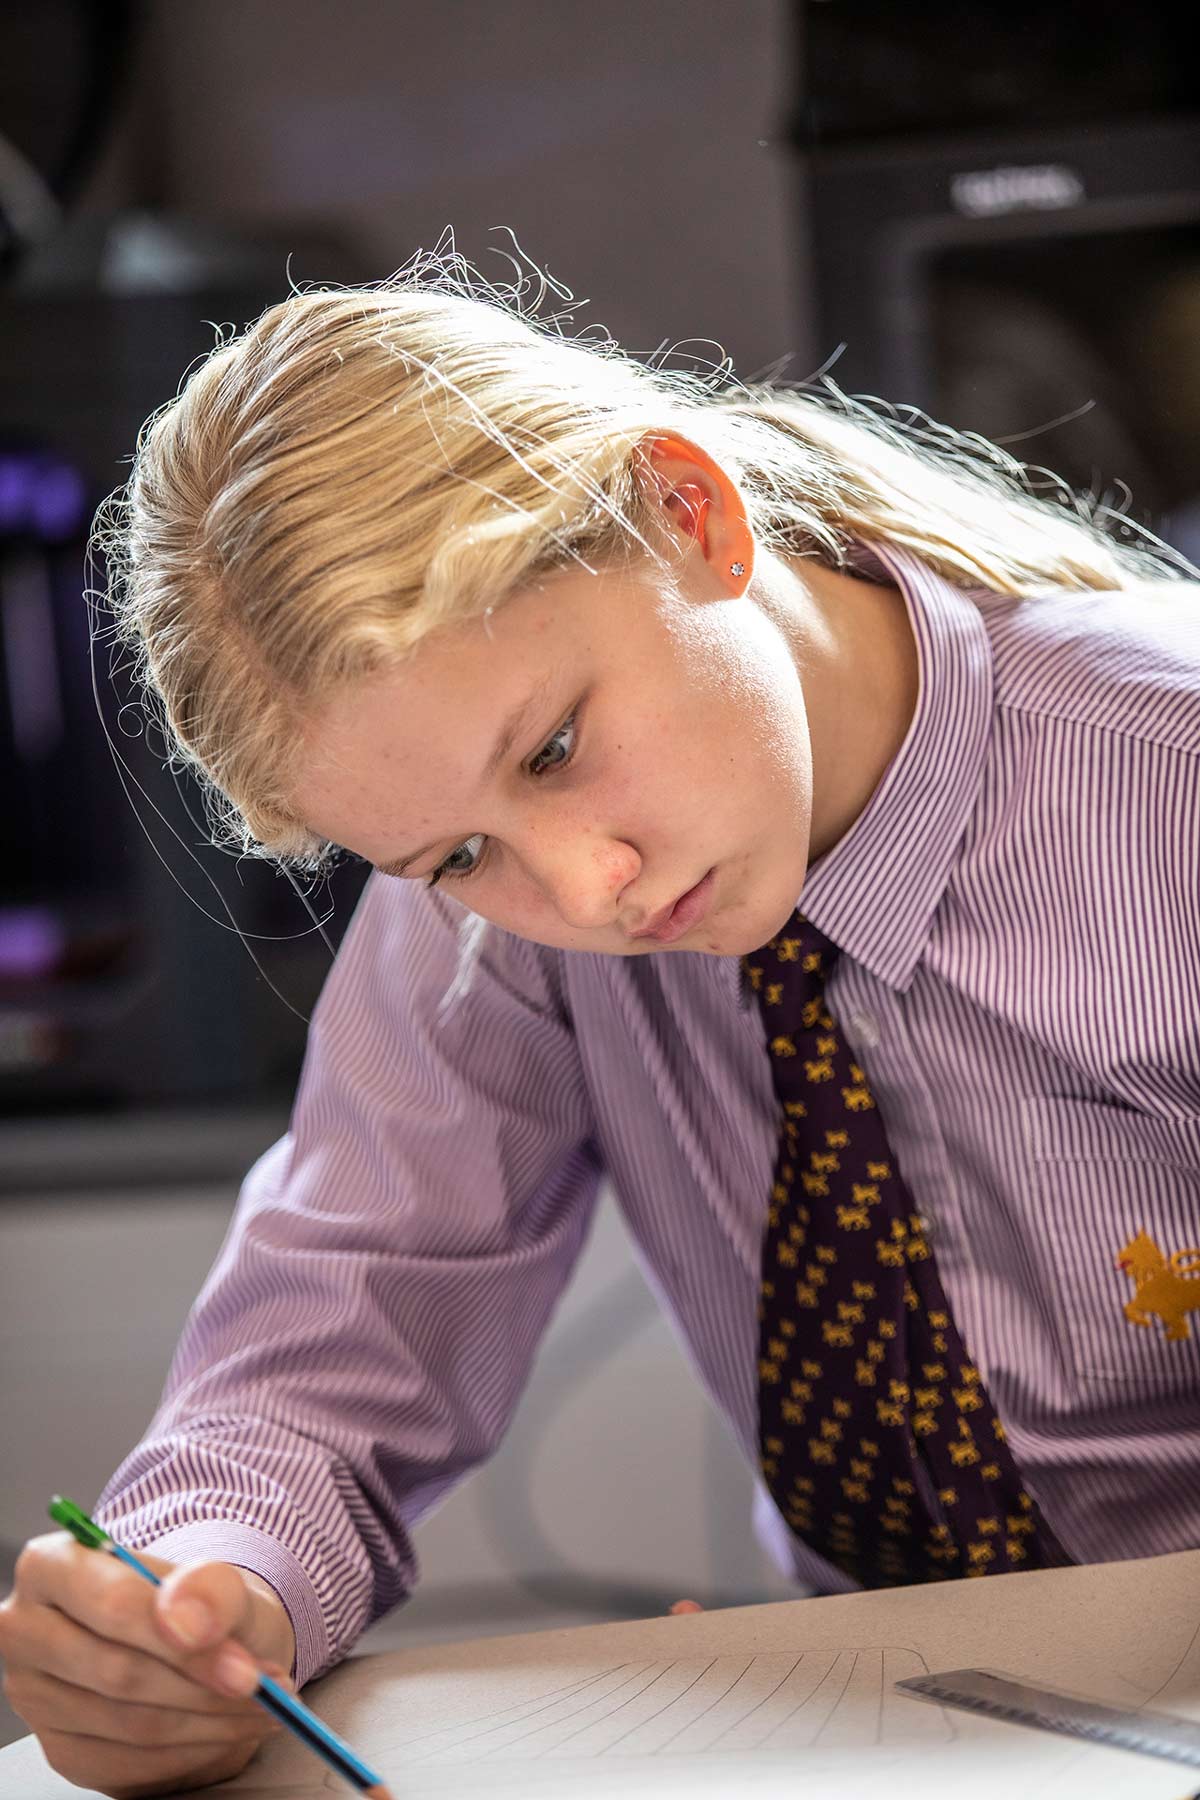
[{"xmin": 3, "ymin": 1549, "xmax": 1199, "ymax": 1798}]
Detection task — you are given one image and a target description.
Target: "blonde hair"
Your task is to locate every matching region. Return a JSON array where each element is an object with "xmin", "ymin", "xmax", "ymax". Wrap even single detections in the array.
[{"xmin": 95, "ymin": 237, "xmax": 1196, "ymax": 869}]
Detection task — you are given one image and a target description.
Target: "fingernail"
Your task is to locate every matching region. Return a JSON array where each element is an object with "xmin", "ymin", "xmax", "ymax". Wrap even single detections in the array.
[
  {"xmin": 165, "ymin": 1597, "xmax": 214, "ymax": 1647},
  {"xmin": 214, "ymin": 1643, "xmax": 261, "ymax": 1697}
]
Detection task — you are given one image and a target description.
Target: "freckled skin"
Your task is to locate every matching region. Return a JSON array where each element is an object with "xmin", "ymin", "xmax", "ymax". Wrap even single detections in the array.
[{"xmin": 292, "ymin": 535, "xmax": 917, "ymax": 959}]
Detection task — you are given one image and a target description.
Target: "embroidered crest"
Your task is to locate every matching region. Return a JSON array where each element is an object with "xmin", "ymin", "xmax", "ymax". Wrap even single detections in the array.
[{"xmin": 1116, "ymin": 1231, "xmax": 1200, "ymax": 1342}]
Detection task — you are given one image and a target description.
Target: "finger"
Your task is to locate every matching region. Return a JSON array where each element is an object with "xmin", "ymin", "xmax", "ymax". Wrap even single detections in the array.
[
  {"xmin": 19, "ymin": 1534, "xmax": 193, "ymax": 1662},
  {"xmin": 34, "ymin": 1727, "xmax": 262, "ymax": 1799},
  {"xmin": 3, "ymin": 1595, "xmax": 266, "ymax": 1718},
  {"xmin": 667, "ymin": 1599, "xmax": 704, "ymax": 1614},
  {"xmin": 18, "ymin": 1536, "xmax": 268, "ymax": 1696},
  {"xmin": 6, "ymin": 1664, "xmax": 280, "ymax": 1751}
]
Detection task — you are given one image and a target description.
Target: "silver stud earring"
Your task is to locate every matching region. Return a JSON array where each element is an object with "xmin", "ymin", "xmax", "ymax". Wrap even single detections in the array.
[{"xmin": 730, "ymin": 561, "xmax": 745, "ymax": 577}]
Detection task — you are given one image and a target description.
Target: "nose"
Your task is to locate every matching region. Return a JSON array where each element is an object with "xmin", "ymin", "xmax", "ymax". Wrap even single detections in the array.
[{"xmin": 523, "ymin": 832, "xmax": 640, "ymax": 932}]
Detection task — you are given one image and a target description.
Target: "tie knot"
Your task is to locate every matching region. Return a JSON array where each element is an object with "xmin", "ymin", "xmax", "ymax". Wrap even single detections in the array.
[{"xmin": 742, "ymin": 913, "xmax": 838, "ymax": 1011}]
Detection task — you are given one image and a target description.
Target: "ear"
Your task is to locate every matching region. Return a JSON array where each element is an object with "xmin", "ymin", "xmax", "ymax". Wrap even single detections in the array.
[{"xmin": 637, "ymin": 431, "xmax": 755, "ymax": 590}]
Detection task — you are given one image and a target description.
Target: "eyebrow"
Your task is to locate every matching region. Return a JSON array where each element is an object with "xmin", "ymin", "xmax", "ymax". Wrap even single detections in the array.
[{"xmin": 373, "ymin": 672, "xmax": 556, "ymax": 878}]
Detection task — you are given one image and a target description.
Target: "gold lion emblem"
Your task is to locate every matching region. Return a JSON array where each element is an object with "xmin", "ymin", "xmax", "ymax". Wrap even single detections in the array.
[{"xmin": 1116, "ymin": 1231, "xmax": 1200, "ymax": 1342}]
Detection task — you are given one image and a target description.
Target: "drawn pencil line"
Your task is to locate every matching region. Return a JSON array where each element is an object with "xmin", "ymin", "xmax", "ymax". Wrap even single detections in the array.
[
  {"xmin": 648, "ymin": 1657, "xmax": 756, "ymax": 1753},
  {"xmin": 760, "ymin": 1650, "xmax": 843, "ymax": 1745},
  {"xmin": 926, "ymin": 1654, "xmax": 959, "ymax": 1743},
  {"xmin": 812, "ymin": 1651, "xmax": 858, "ymax": 1745},
  {"xmin": 556, "ymin": 1659, "xmax": 718, "ymax": 1755},
  {"xmin": 1139, "ymin": 1617, "xmax": 1200, "ymax": 1713},
  {"xmin": 463, "ymin": 1661, "xmax": 672, "ymax": 1762},
  {"xmin": 890, "ymin": 1646, "xmax": 959, "ymax": 1742},
  {"xmin": 775, "ymin": 1651, "xmax": 840, "ymax": 1731},
  {"xmin": 704, "ymin": 1654, "xmax": 806, "ymax": 1747},
  {"xmin": 409, "ymin": 1662, "xmax": 658, "ymax": 1762},
  {"xmin": 389, "ymin": 1663, "xmax": 633, "ymax": 1751}
]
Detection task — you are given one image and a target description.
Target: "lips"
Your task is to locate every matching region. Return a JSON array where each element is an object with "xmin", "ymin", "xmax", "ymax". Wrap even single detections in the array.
[
  {"xmin": 634, "ymin": 896, "xmax": 681, "ymax": 939},
  {"xmin": 629, "ymin": 868, "xmax": 716, "ymax": 945}
]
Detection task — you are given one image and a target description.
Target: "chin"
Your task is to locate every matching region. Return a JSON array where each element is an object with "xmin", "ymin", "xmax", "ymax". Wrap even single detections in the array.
[
  {"xmin": 689, "ymin": 905, "xmax": 793, "ymax": 960},
  {"xmin": 719, "ymin": 885, "xmax": 802, "ymax": 957},
  {"xmin": 719, "ymin": 924, "xmax": 783, "ymax": 958}
]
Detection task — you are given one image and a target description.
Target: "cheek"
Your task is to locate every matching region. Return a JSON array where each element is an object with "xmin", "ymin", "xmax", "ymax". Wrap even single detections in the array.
[
  {"xmin": 450, "ymin": 865, "xmax": 578, "ymax": 951},
  {"xmin": 681, "ymin": 640, "xmax": 809, "ymax": 796},
  {"xmin": 676, "ymin": 601, "xmax": 798, "ymax": 719}
]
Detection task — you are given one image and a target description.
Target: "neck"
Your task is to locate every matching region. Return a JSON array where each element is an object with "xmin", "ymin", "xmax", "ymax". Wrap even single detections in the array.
[{"xmin": 781, "ymin": 552, "xmax": 921, "ymax": 864}]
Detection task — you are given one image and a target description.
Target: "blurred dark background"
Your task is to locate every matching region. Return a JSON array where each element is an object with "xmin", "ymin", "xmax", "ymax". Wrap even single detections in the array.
[
  {"xmin": 0, "ymin": 0, "xmax": 804, "ymax": 1121},
  {"xmin": 1, "ymin": 1, "xmax": 1198, "ymax": 1747}
]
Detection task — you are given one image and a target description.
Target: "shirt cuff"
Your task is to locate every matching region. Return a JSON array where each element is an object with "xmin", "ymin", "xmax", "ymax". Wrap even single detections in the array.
[{"xmin": 103, "ymin": 1519, "xmax": 332, "ymax": 1689}]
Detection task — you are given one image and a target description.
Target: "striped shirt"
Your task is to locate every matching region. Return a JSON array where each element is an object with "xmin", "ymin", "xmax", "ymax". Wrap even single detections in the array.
[{"xmin": 95, "ymin": 540, "xmax": 1200, "ymax": 1688}]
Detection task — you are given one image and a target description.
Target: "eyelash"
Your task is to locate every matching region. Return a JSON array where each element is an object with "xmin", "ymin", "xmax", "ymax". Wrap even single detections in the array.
[{"xmin": 426, "ymin": 709, "xmax": 579, "ymax": 887}]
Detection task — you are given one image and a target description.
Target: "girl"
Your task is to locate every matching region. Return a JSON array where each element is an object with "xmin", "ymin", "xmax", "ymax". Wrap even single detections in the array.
[{"xmin": 2, "ymin": 247, "xmax": 1197, "ymax": 1799}]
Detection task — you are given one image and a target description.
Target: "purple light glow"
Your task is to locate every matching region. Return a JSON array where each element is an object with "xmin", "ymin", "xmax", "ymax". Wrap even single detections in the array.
[
  {"xmin": 0, "ymin": 908, "xmax": 66, "ymax": 979},
  {"xmin": 0, "ymin": 453, "xmax": 88, "ymax": 542}
]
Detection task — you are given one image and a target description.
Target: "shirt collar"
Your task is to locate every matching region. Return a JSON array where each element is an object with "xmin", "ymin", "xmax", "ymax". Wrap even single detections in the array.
[{"xmin": 796, "ymin": 540, "xmax": 995, "ymax": 992}]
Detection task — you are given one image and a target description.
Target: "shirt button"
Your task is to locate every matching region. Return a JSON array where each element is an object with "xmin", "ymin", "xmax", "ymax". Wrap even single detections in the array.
[
  {"xmin": 849, "ymin": 1010, "xmax": 880, "ymax": 1049},
  {"xmin": 916, "ymin": 1212, "xmax": 935, "ymax": 1238}
]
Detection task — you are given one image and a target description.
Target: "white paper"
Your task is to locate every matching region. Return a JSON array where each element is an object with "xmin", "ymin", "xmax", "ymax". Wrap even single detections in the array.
[{"xmin": 3, "ymin": 1550, "xmax": 1198, "ymax": 1798}]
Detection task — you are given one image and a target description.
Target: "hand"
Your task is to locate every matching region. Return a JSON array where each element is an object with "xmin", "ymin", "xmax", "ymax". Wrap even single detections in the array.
[
  {"xmin": 667, "ymin": 1598, "xmax": 704, "ymax": 1614},
  {"xmin": 0, "ymin": 1530, "xmax": 298, "ymax": 1799}
]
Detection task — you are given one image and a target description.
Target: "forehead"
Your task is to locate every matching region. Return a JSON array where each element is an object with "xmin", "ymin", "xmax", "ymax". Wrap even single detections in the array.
[{"xmin": 287, "ymin": 564, "xmax": 618, "ymax": 856}]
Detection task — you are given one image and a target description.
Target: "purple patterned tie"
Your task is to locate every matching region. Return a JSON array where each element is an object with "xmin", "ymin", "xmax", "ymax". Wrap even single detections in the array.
[{"xmin": 745, "ymin": 913, "xmax": 1072, "ymax": 1586}]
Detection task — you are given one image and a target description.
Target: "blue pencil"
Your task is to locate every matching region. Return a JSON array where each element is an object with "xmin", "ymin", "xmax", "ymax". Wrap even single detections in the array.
[{"xmin": 48, "ymin": 1496, "xmax": 393, "ymax": 1798}]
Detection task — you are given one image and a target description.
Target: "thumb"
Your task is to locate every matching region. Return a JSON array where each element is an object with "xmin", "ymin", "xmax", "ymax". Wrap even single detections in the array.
[
  {"xmin": 155, "ymin": 1559, "xmax": 296, "ymax": 1700},
  {"xmin": 155, "ymin": 1559, "xmax": 262, "ymax": 1655},
  {"xmin": 154, "ymin": 1558, "xmax": 295, "ymax": 1700}
]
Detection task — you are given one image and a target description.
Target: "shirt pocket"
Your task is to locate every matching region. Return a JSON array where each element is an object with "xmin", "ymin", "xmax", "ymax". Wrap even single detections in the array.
[{"xmin": 1023, "ymin": 1095, "xmax": 1200, "ymax": 1394}]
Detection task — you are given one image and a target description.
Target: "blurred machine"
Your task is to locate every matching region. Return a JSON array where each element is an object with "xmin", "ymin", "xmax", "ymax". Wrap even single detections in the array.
[
  {"xmin": 0, "ymin": 217, "xmax": 371, "ymax": 1114},
  {"xmin": 794, "ymin": 0, "xmax": 1200, "ymax": 565},
  {"xmin": 0, "ymin": 5, "xmax": 370, "ymax": 1114}
]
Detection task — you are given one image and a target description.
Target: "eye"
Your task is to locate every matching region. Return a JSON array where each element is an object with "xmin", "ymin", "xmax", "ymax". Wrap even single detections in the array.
[
  {"xmin": 528, "ymin": 710, "xmax": 577, "ymax": 776},
  {"xmin": 427, "ymin": 832, "xmax": 486, "ymax": 887},
  {"xmin": 427, "ymin": 709, "xmax": 580, "ymax": 887}
]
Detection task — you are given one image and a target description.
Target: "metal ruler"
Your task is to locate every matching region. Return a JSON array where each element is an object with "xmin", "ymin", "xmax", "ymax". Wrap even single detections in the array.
[{"xmin": 896, "ymin": 1667, "xmax": 1200, "ymax": 1773}]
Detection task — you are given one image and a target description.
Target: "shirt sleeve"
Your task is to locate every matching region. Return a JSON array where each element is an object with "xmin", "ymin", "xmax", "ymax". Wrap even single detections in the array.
[{"xmin": 92, "ymin": 875, "xmax": 602, "ymax": 1686}]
